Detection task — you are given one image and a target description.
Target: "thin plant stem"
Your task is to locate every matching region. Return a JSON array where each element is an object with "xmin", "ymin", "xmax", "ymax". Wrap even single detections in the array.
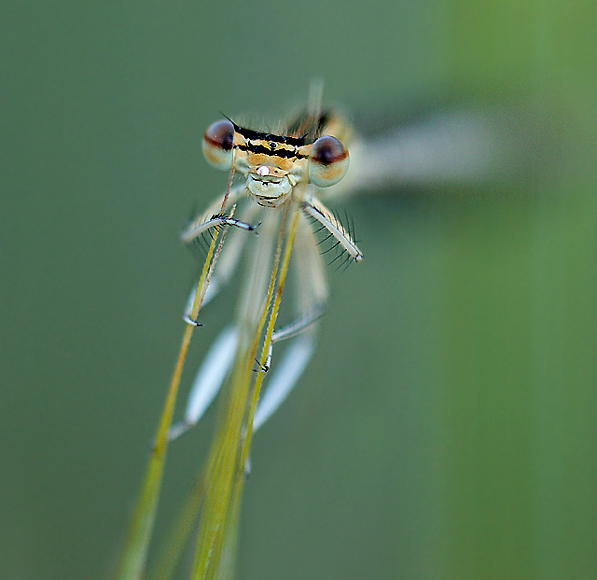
[
  {"xmin": 244, "ymin": 204, "xmax": 301, "ymax": 459},
  {"xmin": 189, "ymin": 202, "xmax": 301, "ymax": 580},
  {"xmin": 214, "ymin": 205, "xmax": 302, "ymax": 580},
  {"xmin": 111, "ymin": 177, "xmax": 236, "ymax": 580}
]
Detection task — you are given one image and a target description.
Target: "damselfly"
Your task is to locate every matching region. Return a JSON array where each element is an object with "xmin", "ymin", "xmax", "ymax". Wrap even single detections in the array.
[
  {"xmin": 144, "ymin": 84, "xmax": 366, "ymax": 579},
  {"xmin": 170, "ymin": 86, "xmax": 542, "ymax": 442},
  {"xmin": 114, "ymin": 84, "xmax": 553, "ymax": 580},
  {"xmin": 169, "ymin": 86, "xmax": 362, "ymax": 443}
]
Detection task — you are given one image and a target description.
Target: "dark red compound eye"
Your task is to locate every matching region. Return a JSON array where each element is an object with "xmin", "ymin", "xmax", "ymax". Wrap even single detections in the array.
[
  {"xmin": 202, "ymin": 119, "xmax": 234, "ymax": 170},
  {"xmin": 308, "ymin": 135, "xmax": 349, "ymax": 187}
]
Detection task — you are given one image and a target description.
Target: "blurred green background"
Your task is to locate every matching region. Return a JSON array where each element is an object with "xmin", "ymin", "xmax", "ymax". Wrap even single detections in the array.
[{"xmin": 2, "ymin": 1, "xmax": 596, "ymax": 579}]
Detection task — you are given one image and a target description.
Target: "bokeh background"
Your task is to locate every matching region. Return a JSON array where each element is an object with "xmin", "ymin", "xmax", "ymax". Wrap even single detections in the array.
[{"xmin": 2, "ymin": 1, "xmax": 596, "ymax": 579}]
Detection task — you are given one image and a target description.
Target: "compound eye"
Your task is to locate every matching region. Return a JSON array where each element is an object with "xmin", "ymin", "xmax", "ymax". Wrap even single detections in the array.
[
  {"xmin": 202, "ymin": 119, "xmax": 234, "ymax": 170},
  {"xmin": 308, "ymin": 136, "xmax": 349, "ymax": 187}
]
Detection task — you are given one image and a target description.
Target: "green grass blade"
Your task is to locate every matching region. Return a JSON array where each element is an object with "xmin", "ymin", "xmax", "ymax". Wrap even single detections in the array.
[{"xmin": 110, "ymin": 217, "xmax": 228, "ymax": 580}]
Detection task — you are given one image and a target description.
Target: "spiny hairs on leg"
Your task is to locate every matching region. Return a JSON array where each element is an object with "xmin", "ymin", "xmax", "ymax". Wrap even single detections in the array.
[{"xmin": 301, "ymin": 198, "xmax": 363, "ymax": 267}]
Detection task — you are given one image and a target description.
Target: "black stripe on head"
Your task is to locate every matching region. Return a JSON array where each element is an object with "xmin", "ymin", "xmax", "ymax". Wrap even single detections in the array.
[
  {"xmin": 232, "ymin": 122, "xmax": 306, "ymax": 147},
  {"xmin": 236, "ymin": 143, "xmax": 308, "ymax": 159}
]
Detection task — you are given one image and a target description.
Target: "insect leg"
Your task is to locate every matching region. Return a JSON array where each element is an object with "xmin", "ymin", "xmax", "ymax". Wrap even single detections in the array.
[
  {"xmin": 253, "ymin": 332, "xmax": 316, "ymax": 430},
  {"xmin": 181, "ymin": 214, "xmax": 258, "ymax": 245},
  {"xmin": 183, "ymin": 200, "xmax": 261, "ymax": 322},
  {"xmin": 180, "ymin": 184, "xmax": 257, "ymax": 245},
  {"xmin": 258, "ymin": 305, "xmax": 325, "ymax": 372},
  {"xmin": 301, "ymin": 196, "xmax": 363, "ymax": 262}
]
